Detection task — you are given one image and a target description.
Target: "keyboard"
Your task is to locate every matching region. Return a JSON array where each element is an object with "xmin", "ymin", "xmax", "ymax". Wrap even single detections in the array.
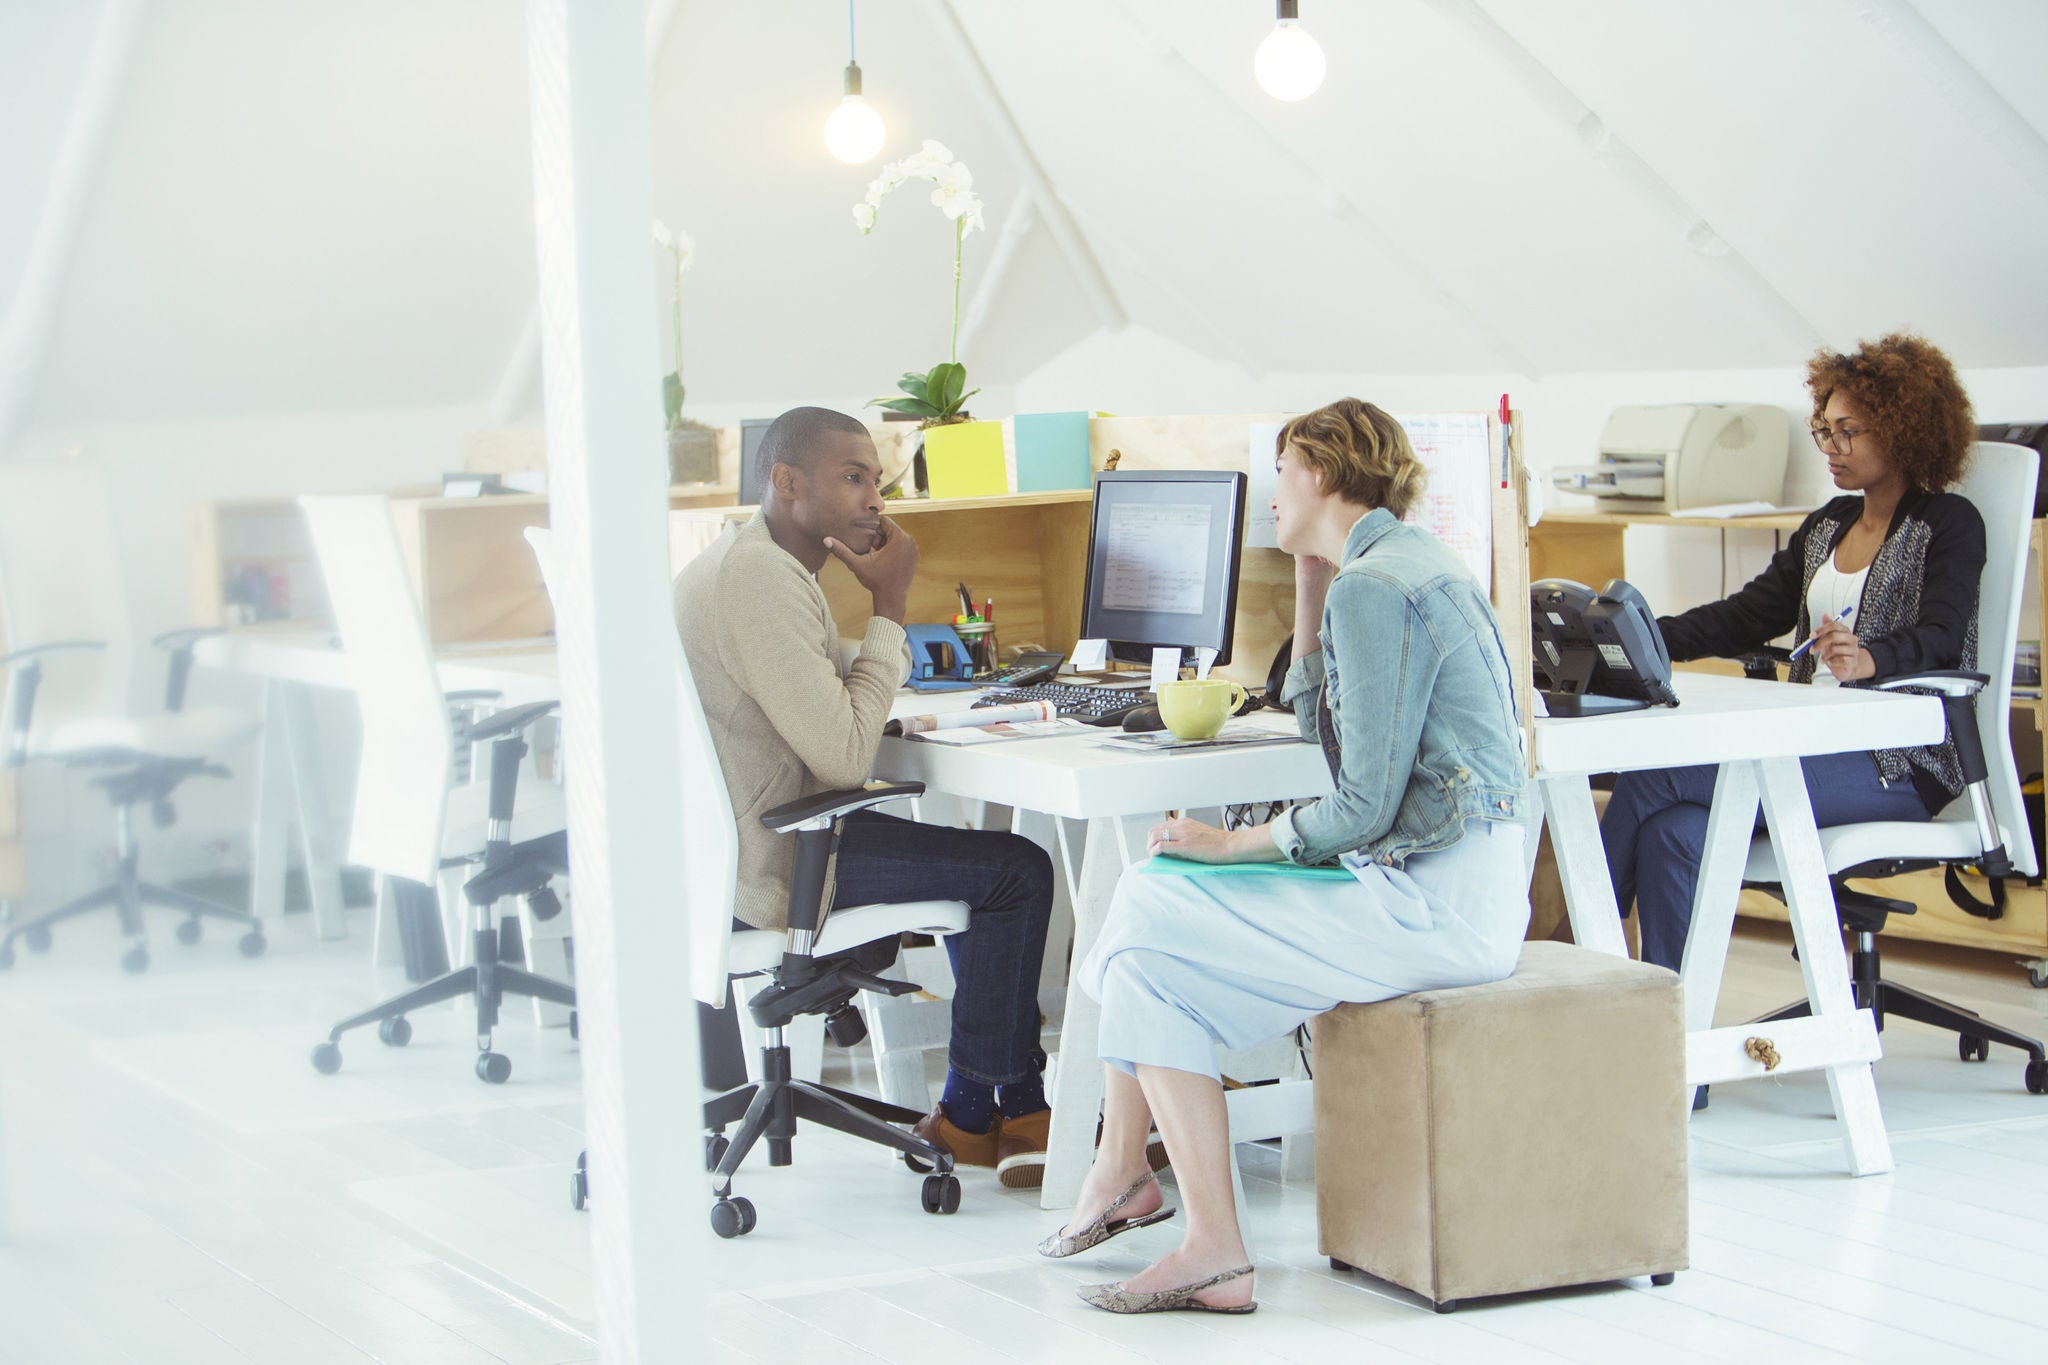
[{"xmin": 974, "ymin": 681, "xmax": 1155, "ymax": 723}]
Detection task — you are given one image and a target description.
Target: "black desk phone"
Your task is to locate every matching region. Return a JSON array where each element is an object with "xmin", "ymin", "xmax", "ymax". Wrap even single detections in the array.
[
  {"xmin": 986, "ymin": 650, "xmax": 1064, "ymax": 688},
  {"xmin": 1530, "ymin": 577, "xmax": 1678, "ymax": 716}
]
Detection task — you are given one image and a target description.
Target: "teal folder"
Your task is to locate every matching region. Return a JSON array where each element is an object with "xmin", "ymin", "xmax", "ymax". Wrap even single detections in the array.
[
  {"xmin": 1013, "ymin": 411, "xmax": 1093, "ymax": 493},
  {"xmin": 1135, "ymin": 855, "xmax": 1354, "ymax": 880}
]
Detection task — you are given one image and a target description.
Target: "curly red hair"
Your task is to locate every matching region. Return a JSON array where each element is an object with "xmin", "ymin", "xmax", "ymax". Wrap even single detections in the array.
[{"xmin": 1806, "ymin": 332, "xmax": 1974, "ymax": 493}]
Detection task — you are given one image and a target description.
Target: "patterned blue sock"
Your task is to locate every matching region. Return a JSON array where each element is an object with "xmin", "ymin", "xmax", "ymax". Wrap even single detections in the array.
[
  {"xmin": 940, "ymin": 1071, "xmax": 996, "ymax": 1134},
  {"xmin": 996, "ymin": 1073, "xmax": 1048, "ymax": 1119}
]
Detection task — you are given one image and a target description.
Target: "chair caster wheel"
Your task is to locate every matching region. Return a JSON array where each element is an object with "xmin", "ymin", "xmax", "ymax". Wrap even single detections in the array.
[
  {"xmin": 710, "ymin": 1197, "xmax": 756, "ymax": 1239},
  {"xmin": 571, "ymin": 1152, "xmax": 589, "ymax": 1211},
  {"xmin": 25, "ymin": 924, "xmax": 51, "ymax": 952},
  {"xmin": 175, "ymin": 919, "xmax": 202, "ymax": 946},
  {"xmin": 121, "ymin": 945, "xmax": 149, "ymax": 974},
  {"xmin": 238, "ymin": 930, "xmax": 266, "ymax": 958},
  {"xmin": 920, "ymin": 1173, "xmax": 960, "ymax": 1215},
  {"xmin": 903, "ymin": 1150, "xmax": 936, "ymax": 1174},
  {"xmin": 475, "ymin": 1052, "xmax": 512, "ymax": 1084},
  {"xmin": 311, "ymin": 1042, "xmax": 342, "ymax": 1074},
  {"xmin": 377, "ymin": 1017, "xmax": 412, "ymax": 1047},
  {"xmin": 2027, "ymin": 1059, "xmax": 2048, "ymax": 1095},
  {"xmin": 1651, "ymin": 1272, "xmax": 1675, "ymax": 1287},
  {"xmin": 1960, "ymin": 1034, "xmax": 1990, "ymax": 1063},
  {"xmin": 705, "ymin": 1134, "xmax": 730, "ymax": 1172},
  {"xmin": 2029, "ymin": 964, "xmax": 2048, "ymax": 990}
]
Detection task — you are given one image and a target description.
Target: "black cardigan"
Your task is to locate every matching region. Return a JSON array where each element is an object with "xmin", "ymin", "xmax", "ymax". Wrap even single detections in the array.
[{"xmin": 1658, "ymin": 490, "xmax": 1986, "ymax": 812}]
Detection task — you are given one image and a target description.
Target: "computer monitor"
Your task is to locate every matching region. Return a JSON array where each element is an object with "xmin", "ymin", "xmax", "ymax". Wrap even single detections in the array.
[
  {"xmin": 1080, "ymin": 469, "xmax": 1248, "ymax": 667},
  {"xmin": 738, "ymin": 418, "xmax": 775, "ymax": 506}
]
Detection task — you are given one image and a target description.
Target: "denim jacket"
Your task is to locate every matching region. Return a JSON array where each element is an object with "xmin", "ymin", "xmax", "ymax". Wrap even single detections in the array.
[{"xmin": 1269, "ymin": 509, "xmax": 1527, "ymax": 867}]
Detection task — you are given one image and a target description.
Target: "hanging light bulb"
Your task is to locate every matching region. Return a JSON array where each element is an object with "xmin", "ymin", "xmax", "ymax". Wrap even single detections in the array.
[
  {"xmin": 825, "ymin": 1, "xmax": 885, "ymax": 164},
  {"xmin": 1254, "ymin": 0, "xmax": 1327, "ymax": 102}
]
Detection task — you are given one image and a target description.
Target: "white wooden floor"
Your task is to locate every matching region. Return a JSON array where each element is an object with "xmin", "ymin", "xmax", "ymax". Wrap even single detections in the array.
[{"xmin": 2, "ymin": 904, "xmax": 2045, "ymax": 1364}]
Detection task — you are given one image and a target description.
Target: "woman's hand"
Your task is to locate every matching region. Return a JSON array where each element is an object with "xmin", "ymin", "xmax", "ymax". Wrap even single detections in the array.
[
  {"xmin": 1147, "ymin": 816, "xmax": 1285, "ymax": 865},
  {"xmin": 1811, "ymin": 616, "xmax": 1875, "ymax": 682}
]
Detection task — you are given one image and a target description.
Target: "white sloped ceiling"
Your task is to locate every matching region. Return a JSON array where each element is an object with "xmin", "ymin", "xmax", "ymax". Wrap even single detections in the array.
[{"xmin": 2, "ymin": 0, "xmax": 2043, "ymax": 438}]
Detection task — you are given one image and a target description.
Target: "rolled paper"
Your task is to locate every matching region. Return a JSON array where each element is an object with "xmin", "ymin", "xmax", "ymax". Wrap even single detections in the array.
[{"xmin": 893, "ymin": 700, "xmax": 1056, "ymax": 734}]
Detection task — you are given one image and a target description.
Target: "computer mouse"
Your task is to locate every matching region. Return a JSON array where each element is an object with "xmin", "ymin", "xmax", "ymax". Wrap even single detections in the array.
[{"xmin": 1119, "ymin": 703, "xmax": 1166, "ymax": 733}]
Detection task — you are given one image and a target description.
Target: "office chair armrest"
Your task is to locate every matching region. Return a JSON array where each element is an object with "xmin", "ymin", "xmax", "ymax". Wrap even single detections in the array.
[
  {"xmin": 2, "ymin": 641, "xmax": 107, "ymax": 765},
  {"xmin": 1865, "ymin": 669, "xmax": 1988, "ymax": 699},
  {"xmin": 457, "ymin": 699, "xmax": 559, "ymax": 743},
  {"xmin": 151, "ymin": 626, "xmax": 225, "ymax": 712},
  {"xmin": 1729, "ymin": 644, "xmax": 1792, "ymax": 682},
  {"xmin": 443, "ymin": 688, "xmax": 503, "ymax": 704},
  {"xmin": 760, "ymin": 781, "xmax": 927, "ymax": 833},
  {"xmin": 2, "ymin": 639, "xmax": 107, "ymax": 669}
]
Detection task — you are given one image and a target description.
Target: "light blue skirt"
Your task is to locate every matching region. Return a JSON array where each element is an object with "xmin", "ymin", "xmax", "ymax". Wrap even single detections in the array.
[{"xmin": 1083, "ymin": 821, "xmax": 1531, "ymax": 1080}]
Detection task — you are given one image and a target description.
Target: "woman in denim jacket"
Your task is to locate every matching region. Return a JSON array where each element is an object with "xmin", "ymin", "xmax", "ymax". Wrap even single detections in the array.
[{"xmin": 1041, "ymin": 399, "xmax": 1531, "ymax": 1316}]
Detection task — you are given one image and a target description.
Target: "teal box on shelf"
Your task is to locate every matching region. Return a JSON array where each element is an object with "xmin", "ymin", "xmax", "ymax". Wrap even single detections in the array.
[{"xmin": 1013, "ymin": 411, "xmax": 1093, "ymax": 493}]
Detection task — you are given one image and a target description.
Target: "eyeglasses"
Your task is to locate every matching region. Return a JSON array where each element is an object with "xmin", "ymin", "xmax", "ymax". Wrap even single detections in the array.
[{"xmin": 1810, "ymin": 423, "xmax": 1867, "ymax": 454}]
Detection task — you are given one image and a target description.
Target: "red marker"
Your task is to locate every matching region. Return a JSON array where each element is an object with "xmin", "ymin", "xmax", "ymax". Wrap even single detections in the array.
[{"xmin": 1497, "ymin": 393, "xmax": 1513, "ymax": 489}]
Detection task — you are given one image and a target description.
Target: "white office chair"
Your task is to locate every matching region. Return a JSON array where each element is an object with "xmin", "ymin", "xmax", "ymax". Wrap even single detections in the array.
[
  {"xmin": 523, "ymin": 528, "xmax": 971, "ymax": 1237},
  {"xmin": 0, "ymin": 459, "xmax": 264, "ymax": 972},
  {"xmin": 300, "ymin": 496, "xmax": 572, "ymax": 1083},
  {"xmin": 1744, "ymin": 442, "xmax": 2047, "ymax": 1095}
]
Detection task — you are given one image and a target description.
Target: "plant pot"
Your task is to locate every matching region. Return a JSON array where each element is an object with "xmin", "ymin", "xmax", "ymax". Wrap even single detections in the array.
[{"xmin": 667, "ymin": 417, "xmax": 719, "ymax": 486}]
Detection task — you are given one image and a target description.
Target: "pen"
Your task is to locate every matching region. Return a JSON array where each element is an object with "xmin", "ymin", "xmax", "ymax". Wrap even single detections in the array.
[
  {"xmin": 983, "ymin": 597, "xmax": 993, "ymax": 624},
  {"xmin": 1498, "ymin": 394, "xmax": 1512, "ymax": 490},
  {"xmin": 956, "ymin": 582, "xmax": 974, "ymax": 618},
  {"xmin": 1788, "ymin": 606, "xmax": 1855, "ymax": 661}
]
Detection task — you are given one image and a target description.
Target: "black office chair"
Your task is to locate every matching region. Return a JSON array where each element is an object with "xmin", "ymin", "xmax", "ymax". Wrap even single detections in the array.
[
  {"xmin": 1735, "ymin": 442, "xmax": 2047, "ymax": 1096},
  {"xmin": 309, "ymin": 708, "xmax": 575, "ymax": 1083}
]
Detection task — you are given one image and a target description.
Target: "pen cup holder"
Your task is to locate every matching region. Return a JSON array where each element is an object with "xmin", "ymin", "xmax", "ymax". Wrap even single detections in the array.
[{"xmin": 955, "ymin": 622, "xmax": 998, "ymax": 677}]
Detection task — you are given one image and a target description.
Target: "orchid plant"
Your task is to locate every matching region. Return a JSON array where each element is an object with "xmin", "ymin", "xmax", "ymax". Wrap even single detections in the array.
[
  {"xmin": 652, "ymin": 219, "xmax": 697, "ymax": 431},
  {"xmin": 854, "ymin": 141, "xmax": 987, "ymax": 426}
]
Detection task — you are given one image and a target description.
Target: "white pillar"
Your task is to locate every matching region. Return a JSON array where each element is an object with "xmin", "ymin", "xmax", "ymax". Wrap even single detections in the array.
[{"xmin": 522, "ymin": 2, "xmax": 701, "ymax": 1360}]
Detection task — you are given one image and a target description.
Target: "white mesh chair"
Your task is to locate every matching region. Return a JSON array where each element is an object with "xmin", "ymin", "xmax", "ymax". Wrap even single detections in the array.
[
  {"xmin": 525, "ymin": 528, "xmax": 971, "ymax": 1237},
  {"xmin": 1743, "ymin": 442, "xmax": 2047, "ymax": 1096},
  {"xmin": 301, "ymin": 497, "xmax": 571, "ymax": 1083},
  {"xmin": 0, "ymin": 459, "xmax": 262, "ymax": 972}
]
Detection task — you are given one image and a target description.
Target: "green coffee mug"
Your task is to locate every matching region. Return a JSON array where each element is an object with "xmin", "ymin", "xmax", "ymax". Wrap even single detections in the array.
[{"xmin": 1157, "ymin": 677, "xmax": 1249, "ymax": 741}]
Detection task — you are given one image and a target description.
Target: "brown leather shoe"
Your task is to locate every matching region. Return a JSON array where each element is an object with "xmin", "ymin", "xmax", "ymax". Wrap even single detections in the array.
[
  {"xmin": 912, "ymin": 1105, "xmax": 1002, "ymax": 1168},
  {"xmin": 995, "ymin": 1108, "xmax": 1051, "ymax": 1189}
]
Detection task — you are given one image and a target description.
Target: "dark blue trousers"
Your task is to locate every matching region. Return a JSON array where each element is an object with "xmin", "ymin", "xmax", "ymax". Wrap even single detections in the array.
[{"xmin": 1599, "ymin": 751, "xmax": 1932, "ymax": 972}]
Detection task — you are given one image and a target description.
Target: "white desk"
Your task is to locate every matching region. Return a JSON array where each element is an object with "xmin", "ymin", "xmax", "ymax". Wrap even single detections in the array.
[
  {"xmin": 874, "ymin": 697, "xmax": 1332, "ymax": 1207},
  {"xmin": 1533, "ymin": 671, "xmax": 1944, "ymax": 1177},
  {"xmin": 193, "ymin": 629, "xmax": 560, "ymax": 938}
]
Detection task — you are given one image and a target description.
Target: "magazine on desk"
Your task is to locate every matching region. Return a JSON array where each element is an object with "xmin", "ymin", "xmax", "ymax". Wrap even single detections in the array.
[
  {"xmin": 887, "ymin": 700, "xmax": 1094, "ymax": 744},
  {"xmin": 1093, "ymin": 727, "xmax": 1306, "ymax": 755}
]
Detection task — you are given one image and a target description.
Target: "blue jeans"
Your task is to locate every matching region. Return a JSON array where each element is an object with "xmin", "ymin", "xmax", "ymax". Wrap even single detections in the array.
[
  {"xmin": 831, "ymin": 811, "xmax": 1054, "ymax": 1087},
  {"xmin": 1599, "ymin": 751, "xmax": 1933, "ymax": 972}
]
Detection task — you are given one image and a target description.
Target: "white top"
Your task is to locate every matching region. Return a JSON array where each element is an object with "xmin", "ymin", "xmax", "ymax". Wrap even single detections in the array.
[{"xmin": 1804, "ymin": 552, "xmax": 1869, "ymax": 687}]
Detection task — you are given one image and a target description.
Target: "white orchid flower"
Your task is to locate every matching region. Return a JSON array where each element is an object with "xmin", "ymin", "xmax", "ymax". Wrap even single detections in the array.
[
  {"xmin": 853, "ymin": 202, "xmax": 877, "ymax": 233},
  {"xmin": 674, "ymin": 230, "xmax": 696, "ymax": 272},
  {"xmin": 931, "ymin": 160, "xmax": 973, "ymax": 193},
  {"xmin": 652, "ymin": 220, "xmax": 673, "ymax": 249},
  {"xmin": 919, "ymin": 139, "xmax": 953, "ymax": 164},
  {"xmin": 963, "ymin": 198, "xmax": 986, "ymax": 236}
]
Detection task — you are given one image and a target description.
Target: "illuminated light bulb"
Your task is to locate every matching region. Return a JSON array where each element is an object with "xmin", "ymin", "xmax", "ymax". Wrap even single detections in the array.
[
  {"xmin": 825, "ymin": 61, "xmax": 886, "ymax": 164},
  {"xmin": 1254, "ymin": 1, "xmax": 1326, "ymax": 102}
]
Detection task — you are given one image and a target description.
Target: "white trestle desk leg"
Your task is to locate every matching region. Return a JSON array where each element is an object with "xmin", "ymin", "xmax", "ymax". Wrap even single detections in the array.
[
  {"xmin": 1754, "ymin": 755, "xmax": 1893, "ymax": 1176},
  {"xmin": 280, "ymin": 683, "xmax": 348, "ymax": 939},
  {"xmin": 1678, "ymin": 763, "xmax": 1760, "ymax": 1083},
  {"xmin": 246, "ymin": 680, "xmax": 293, "ymax": 923},
  {"xmin": 1013, "ymin": 808, "xmax": 1078, "ymax": 1010},
  {"xmin": 1041, "ymin": 811, "xmax": 1146, "ymax": 1210},
  {"xmin": 1537, "ymin": 774, "xmax": 1630, "ymax": 957}
]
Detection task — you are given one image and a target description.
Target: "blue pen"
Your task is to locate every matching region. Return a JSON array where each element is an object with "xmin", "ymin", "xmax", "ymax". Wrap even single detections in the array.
[{"xmin": 1788, "ymin": 606, "xmax": 1855, "ymax": 661}]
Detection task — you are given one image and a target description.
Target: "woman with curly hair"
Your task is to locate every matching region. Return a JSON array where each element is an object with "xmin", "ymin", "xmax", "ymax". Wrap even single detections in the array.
[{"xmin": 1601, "ymin": 332, "xmax": 1984, "ymax": 972}]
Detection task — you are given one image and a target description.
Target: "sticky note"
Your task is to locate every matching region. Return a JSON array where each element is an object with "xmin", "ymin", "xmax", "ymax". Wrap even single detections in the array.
[
  {"xmin": 1013, "ymin": 411, "xmax": 1093, "ymax": 492},
  {"xmin": 1193, "ymin": 647, "xmax": 1218, "ymax": 680},
  {"xmin": 922, "ymin": 420, "xmax": 1008, "ymax": 499},
  {"xmin": 1072, "ymin": 638, "xmax": 1109, "ymax": 672},
  {"xmin": 1151, "ymin": 646, "xmax": 1181, "ymax": 693}
]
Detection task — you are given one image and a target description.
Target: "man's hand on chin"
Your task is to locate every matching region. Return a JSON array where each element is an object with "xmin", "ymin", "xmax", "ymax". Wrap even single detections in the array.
[{"xmin": 823, "ymin": 516, "xmax": 920, "ymax": 625}]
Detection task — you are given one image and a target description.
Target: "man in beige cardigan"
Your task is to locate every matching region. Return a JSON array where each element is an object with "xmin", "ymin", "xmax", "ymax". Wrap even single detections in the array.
[{"xmin": 674, "ymin": 407, "xmax": 1056, "ymax": 1187}]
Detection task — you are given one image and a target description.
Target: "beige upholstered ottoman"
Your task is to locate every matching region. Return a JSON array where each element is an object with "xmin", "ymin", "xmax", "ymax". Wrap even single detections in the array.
[{"xmin": 1314, "ymin": 940, "xmax": 1688, "ymax": 1312}]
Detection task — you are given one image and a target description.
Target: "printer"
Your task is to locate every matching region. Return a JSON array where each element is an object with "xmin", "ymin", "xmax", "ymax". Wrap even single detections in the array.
[{"xmin": 1551, "ymin": 404, "xmax": 1790, "ymax": 514}]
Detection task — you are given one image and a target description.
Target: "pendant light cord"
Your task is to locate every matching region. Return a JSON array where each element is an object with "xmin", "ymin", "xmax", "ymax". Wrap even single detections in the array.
[{"xmin": 848, "ymin": 0, "xmax": 857, "ymax": 62}]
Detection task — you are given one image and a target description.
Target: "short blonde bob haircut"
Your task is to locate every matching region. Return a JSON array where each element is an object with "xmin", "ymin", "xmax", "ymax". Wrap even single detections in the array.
[{"xmin": 1276, "ymin": 398, "xmax": 1426, "ymax": 521}]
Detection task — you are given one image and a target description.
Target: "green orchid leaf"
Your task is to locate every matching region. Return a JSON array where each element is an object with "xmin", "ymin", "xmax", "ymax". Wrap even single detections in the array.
[
  {"xmin": 896, "ymin": 372, "xmax": 931, "ymax": 401},
  {"xmin": 929, "ymin": 361, "xmax": 966, "ymax": 414},
  {"xmin": 661, "ymin": 372, "xmax": 684, "ymax": 427},
  {"xmin": 868, "ymin": 396, "xmax": 940, "ymax": 417}
]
